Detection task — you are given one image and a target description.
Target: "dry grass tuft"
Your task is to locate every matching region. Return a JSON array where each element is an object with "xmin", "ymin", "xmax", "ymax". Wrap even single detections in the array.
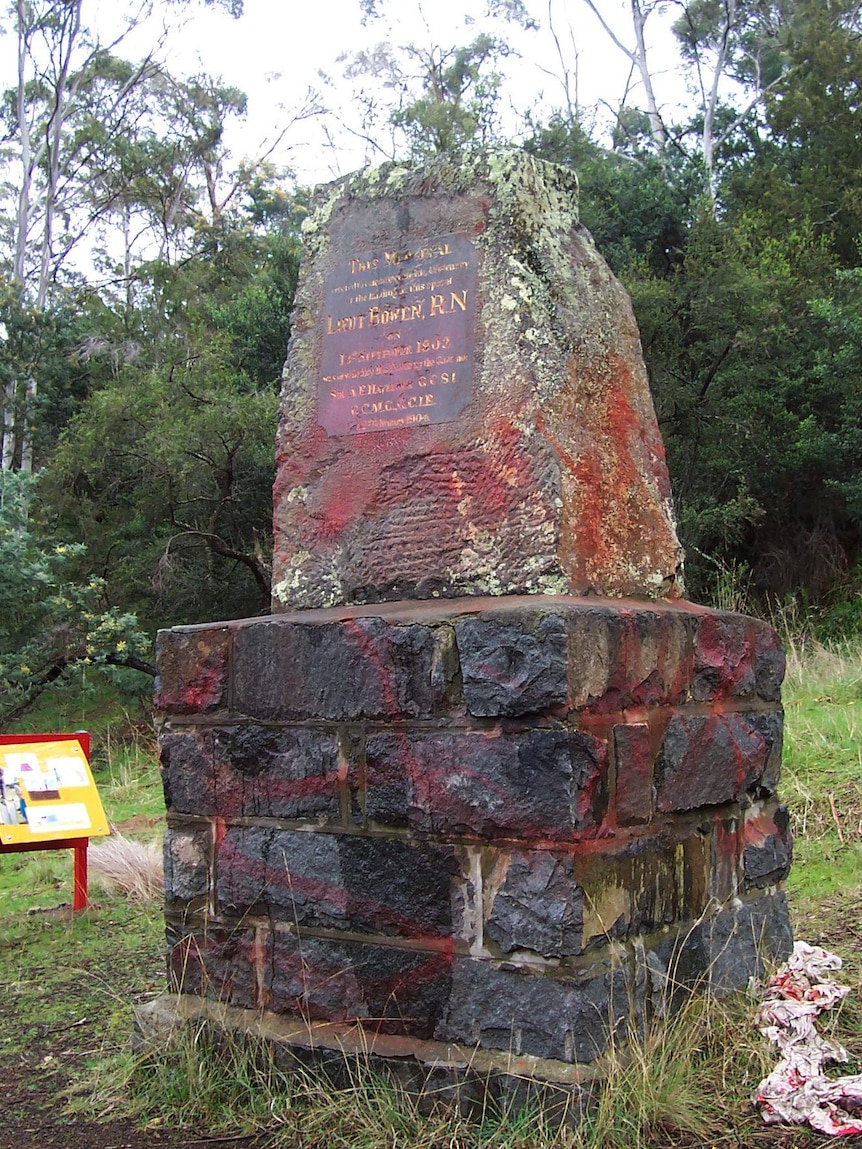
[{"xmin": 89, "ymin": 832, "xmax": 163, "ymax": 903}]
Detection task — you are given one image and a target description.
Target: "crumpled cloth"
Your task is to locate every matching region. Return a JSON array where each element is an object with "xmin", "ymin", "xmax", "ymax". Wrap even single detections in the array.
[{"xmin": 755, "ymin": 941, "xmax": 862, "ymax": 1136}]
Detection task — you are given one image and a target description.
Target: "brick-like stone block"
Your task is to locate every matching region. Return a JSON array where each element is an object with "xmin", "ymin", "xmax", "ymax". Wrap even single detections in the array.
[
  {"xmin": 365, "ymin": 728, "xmax": 607, "ymax": 839},
  {"xmin": 711, "ymin": 814, "xmax": 741, "ymax": 903},
  {"xmin": 691, "ymin": 614, "xmax": 756, "ymax": 701},
  {"xmin": 483, "ymin": 849, "xmax": 584, "ymax": 958},
  {"xmin": 568, "ymin": 607, "xmax": 693, "ymax": 711},
  {"xmin": 754, "ymin": 625, "xmax": 786, "ymax": 702},
  {"xmin": 697, "ymin": 893, "xmax": 794, "ymax": 992},
  {"xmin": 154, "ymin": 595, "xmax": 792, "ymax": 1077},
  {"xmin": 211, "ymin": 726, "xmax": 342, "ymax": 821},
  {"xmin": 216, "ymin": 826, "xmax": 340, "ymax": 924},
  {"xmin": 154, "ymin": 626, "xmax": 229, "ymax": 714},
  {"xmin": 160, "ymin": 731, "xmax": 216, "ymax": 816},
  {"xmin": 646, "ymin": 891, "xmax": 793, "ymax": 998},
  {"xmin": 232, "ymin": 617, "xmax": 436, "ymax": 720},
  {"xmin": 682, "ymin": 827, "xmax": 714, "ymax": 912},
  {"xmin": 164, "ymin": 827, "xmax": 211, "ymax": 904},
  {"xmin": 436, "ymin": 958, "xmax": 627, "ymax": 1062},
  {"xmin": 743, "ymin": 803, "xmax": 792, "ymax": 889},
  {"xmin": 166, "ymin": 922, "xmax": 259, "ymax": 1008},
  {"xmin": 576, "ymin": 830, "xmax": 713, "ymax": 946},
  {"xmin": 267, "ymin": 932, "xmax": 454, "ymax": 1038},
  {"xmin": 455, "ymin": 614, "xmax": 567, "ymax": 716},
  {"xmin": 217, "ymin": 827, "xmax": 463, "ymax": 942},
  {"xmin": 692, "ymin": 614, "xmax": 785, "ymax": 703},
  {"xmin": 612, "ymin": 723, "xmax": 654, "ymax": 825},
  {"xmin": 749, "ymin": 710, "xmax": 784, "ymax": 792},
  {"xmin": 654, "ymin": 713, "xmax": 769, "ymax": 812}
]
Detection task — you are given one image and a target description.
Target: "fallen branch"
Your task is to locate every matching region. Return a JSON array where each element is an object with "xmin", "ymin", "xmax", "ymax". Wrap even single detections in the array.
[{"xmin": 40, "ymin": 1016, "xmax": 90, "ymax": 1037}]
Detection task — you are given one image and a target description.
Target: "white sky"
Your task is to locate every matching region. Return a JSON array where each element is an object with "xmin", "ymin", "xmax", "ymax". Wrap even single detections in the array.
[
  {"xmin": 0, "ymin": 0, "xmax": 690, "ymax": 188},
  {"xmin": 157, "ymin": 0, "xmax": 690, "ymax": 187}
]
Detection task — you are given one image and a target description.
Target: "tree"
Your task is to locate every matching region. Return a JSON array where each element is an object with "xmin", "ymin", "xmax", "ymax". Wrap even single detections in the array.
[
  {"xmin": 328, "ymin": 2, "xmax": 536, "ymax": 162},
  {"xmin": 40, "ymin": 167, "xmax": 302, "ymax": 629},
  {"xmin": 0, "ymin": 0, "xmax": 247, "ymax": 470},
  {"xmin": 670, "ymin": 0, "xmax": 790, "ymax": 194},
  {"xmin": 720, "ymin": 0, "xmax": 862, "ymax": 265},
  {"xmin": 572, "ymin": 0, "xmax": 795, "ymax": 196},
  {"xmin": 526, "ymin": 18, "xmax": 861, "ymax": 607},
  {"xmin": 0, "ymin": 469, "xmax": 152, "ymax": 724},
  {"xmin": 526, "ymin": 113, "xmax": 693, "ymax": 276},
  {"xmin": 336, "ymin": 35, "xmax": 508, "ymax": 160},
  {"xmin": 579, "ymin": 0, "xmax": 669, "ymax": 148}
]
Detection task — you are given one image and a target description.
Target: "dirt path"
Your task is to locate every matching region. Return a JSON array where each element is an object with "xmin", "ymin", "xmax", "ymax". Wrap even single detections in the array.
[
  {"xmin": 0, "ymin": 895, "xmax": 272, "ymax": 1149},
  {"xmin": 1, "ymin": 1009, "xmax": 272, "ymax": 1149}
]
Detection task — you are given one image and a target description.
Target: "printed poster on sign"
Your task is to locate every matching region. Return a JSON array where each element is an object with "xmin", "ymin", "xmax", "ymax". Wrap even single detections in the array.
[{"xmin": 0, "ymin": 736, "xmax": 109, "ymax": 846}]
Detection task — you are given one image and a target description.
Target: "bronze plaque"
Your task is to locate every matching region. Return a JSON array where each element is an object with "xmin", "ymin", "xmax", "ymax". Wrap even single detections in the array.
[{"xmin": 318, "ymin": 233, "xmax": 478, "ymax": 435}]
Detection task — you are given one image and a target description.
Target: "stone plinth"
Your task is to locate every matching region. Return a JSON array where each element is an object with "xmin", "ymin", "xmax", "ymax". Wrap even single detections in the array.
[
  {"xmin": 272, "ymin": 154, "xmax": 683, "ymax": 610},
  {"xmin": 155, "ymin": 595, "xmax": 792, "ymax": 1076}
]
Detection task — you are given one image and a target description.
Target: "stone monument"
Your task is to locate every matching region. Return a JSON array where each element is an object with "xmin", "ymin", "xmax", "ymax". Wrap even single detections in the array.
[{"xmin": 152, "ymin": 153, "xmax": 792, "ymax": 1110}]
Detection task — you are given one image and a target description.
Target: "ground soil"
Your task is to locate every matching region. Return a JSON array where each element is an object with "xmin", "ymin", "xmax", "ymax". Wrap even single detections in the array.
[
  {"xmin": 0, "ymin": 899, "xmax": 270, "ymax": 1149},
  {"xmin": 0, "ymin": 1015, "xmax": 271, "ymax": 1149},
  {"xmin": 1, "ymin": 1052, "xmax": 263, "ymax": 1149}
]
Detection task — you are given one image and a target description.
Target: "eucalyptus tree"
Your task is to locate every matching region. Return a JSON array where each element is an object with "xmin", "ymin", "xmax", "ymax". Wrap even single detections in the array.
[
  {"xmin": 0, "ymin": 0, "xmax": 244, "ymax": 471},
  {"xmin": 325, "ymin": 0, "xmax": 537, "ymax": 163}
]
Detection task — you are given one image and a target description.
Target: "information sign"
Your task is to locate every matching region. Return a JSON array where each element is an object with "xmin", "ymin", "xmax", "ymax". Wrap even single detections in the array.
[{"xmin": 0, "ymin": 734, "xmax": 108, "ymax": 847}]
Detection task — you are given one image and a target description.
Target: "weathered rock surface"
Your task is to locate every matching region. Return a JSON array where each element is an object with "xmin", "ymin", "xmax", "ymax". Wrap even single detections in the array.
[
  {"xmin": 157, "ymin": 595, "xmax": 792, "ymax": 1064},
  {"xmin": 272, "ymin": 153, "xmax": 683, "ymax": 610}
]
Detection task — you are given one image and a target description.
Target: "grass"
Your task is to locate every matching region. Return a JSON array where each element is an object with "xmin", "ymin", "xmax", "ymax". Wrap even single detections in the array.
[
  {"xmin": 75, "ymin": 977, "xmax": 806, "ymax": 1149},
  {"xmin": 782, "ymin": 639, "xmax": 862, "ymax": 944},
  {"xmin": 89, "ymin": 834, "xmax": 164, "ymax": 902},
  {"xmin": 80, "ymin": 993, "xmax": 757, "ymax": 1149},
  {"xmin": 1, "ymin": 642, "xmax": 861, "ymax": 1147}
]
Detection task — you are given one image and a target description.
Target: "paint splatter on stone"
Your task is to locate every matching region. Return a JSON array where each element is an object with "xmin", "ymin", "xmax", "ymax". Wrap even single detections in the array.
[{"xmin": 273, "ymin": 152, "xmax": 683, "ymax": 610}]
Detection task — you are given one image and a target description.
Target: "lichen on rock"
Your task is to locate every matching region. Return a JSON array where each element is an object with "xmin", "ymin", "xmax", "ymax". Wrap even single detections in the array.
[{"xmin": 273, "ymin": 149, "xmax": 684, "ymax": 611}]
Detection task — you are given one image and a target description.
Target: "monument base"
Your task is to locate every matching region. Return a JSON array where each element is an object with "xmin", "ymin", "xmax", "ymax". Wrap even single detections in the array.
[
  {"xmin": 155, "ymin": 594, "xmax": 792, "ymax": 1080},
  {"xmin": 134, "ymin": 993, "xmax": 599, "ymax": 1123}
]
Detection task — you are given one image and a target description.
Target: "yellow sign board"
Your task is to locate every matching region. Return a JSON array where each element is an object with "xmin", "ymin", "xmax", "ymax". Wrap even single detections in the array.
[{"xmin": 0, "ymin": 735, "xmax": 109, "ymax": 847}]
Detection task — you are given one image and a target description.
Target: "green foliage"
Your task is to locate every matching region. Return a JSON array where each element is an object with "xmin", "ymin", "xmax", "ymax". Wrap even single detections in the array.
[
  {"xmin": 1, "ymin": 0, "xmax": 861, "ymax": 642},
  {"xmin": 807, "ymin": 268, "xmax": 862, "ymax": 530},
  {"xmin": 637, "ymin": 208, "xmax": 855, "ymax": 601},
  {"xmin": 44, "ymin": 330, "xmax": 279, "ymax": 627},
  {"xmin": 0, "ymin": 471, "xmax": 150, "ymax": 724},
  {"xmin": 391, "ymin": 35, "xmax": 508, "ymax": 159},
  {"xmin": 529, "ymin": 14, "xmax": 862, "ymax": 608},
  {"xmin": 0, "ymin": 282, "xmax": 96, "ymax": 469},
  {"xmin": 25, "ymin": 143, "xmax": 301, "ymax": 628},
  {"xmin": 343, "ymin": 33, "xmax": 510, "ymax": 160},
  {"xmin": 672, "ymin": 0, "xmax": 788, "ymax": 89},
  {"xmin": 722, "ymin": 0, "xmax": 862, "ymax": 264},
  {"xmin": 525, "ymin": 115, "xmax": 693, "ymax": 276}
]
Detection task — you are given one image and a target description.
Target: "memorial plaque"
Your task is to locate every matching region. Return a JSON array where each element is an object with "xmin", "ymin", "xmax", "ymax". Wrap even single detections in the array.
[{"xmin": 318, "ymin": 233, "xmax": 478, "ymax": 435}]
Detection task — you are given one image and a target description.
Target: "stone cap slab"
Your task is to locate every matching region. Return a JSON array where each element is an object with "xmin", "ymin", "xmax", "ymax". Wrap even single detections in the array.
[{"xmin": 155, "ymin": 594, "xmax": 785, "ymax": 722}]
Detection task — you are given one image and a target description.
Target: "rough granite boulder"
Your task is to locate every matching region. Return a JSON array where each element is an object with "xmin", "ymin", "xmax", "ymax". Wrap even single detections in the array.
[{"xmin": 272, "ymin": 152, "xmax": 683, "ymax": 610}]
